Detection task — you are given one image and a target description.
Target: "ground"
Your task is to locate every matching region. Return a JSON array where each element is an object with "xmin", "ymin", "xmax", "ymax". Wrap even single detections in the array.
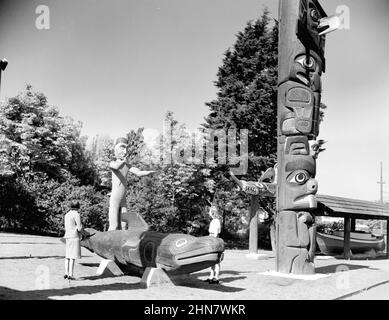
[{"xmin": 0, "ymin": 232, "xmax": 388, "ymax": 300}]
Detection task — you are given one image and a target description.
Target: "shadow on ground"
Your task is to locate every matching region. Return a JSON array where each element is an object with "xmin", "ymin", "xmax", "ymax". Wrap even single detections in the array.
[
  {"xmin": 0, "ymin": 270, "xmax": 246, "ymax": 299},
  {"xmin": 180, "ymin": 269, "xmax": 246, "ymax": 292},
  {"xmin": 0, "ymin": 242, "xmax": 61, "ymax": 245},
  {"xmin": 79, "ymin": 274, "xmax": 124, "ymax": 281},
  {"xmin": 79, "ymin": 262, "xmax": 100, "ymax": 268},
  {"xmin": 0, "ymin": 255, "xmax": 64, "ymax": 260},
  {"xmin": 0, "ymin": 282, "xmax": 143, "ymax": 300},
  {"xmin": 315, "ymin": 263, "xmax": 380, "ymax": 274}
]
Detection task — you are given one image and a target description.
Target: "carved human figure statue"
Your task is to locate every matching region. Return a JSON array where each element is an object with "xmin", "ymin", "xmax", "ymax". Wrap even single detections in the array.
[{"xmin": 108, "ymin": 137, "xmax": 154, "ymax": 231}]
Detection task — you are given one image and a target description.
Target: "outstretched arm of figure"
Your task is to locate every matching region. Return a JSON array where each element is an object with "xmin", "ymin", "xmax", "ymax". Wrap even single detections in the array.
[
  {"xmin": 229, "ymin": 170, "xmax": 276, "ymax": 197},
  {"xmin": 229, "ymin": 170, "xmax": 243, "ymax": 190},
  {"xmin": 129, "ymin": 167, "xmax": 156, "ymax": 177},
  {"xmin": 109, "ymin": 160, "xmax": 127, "ymax": 171}
]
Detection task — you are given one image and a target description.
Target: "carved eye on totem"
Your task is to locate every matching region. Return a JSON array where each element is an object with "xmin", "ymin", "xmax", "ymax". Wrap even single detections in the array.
[
  {"xmin": 288, "ymin": 170, "xmax": 310, "ymax": 185},
  {"xmin": 296, "ymin": 56, "xmax": 316, "ymax": 70},
  {"xmin": 310, "ymin": 9, "xmax": 319, "ymax": 22}
]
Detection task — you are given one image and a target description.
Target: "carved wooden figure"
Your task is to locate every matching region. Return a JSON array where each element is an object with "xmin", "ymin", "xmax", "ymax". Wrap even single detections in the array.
[
  {"xmin": 108, "ymin": 137, "xmax": 154, "ymax": 231},
  {"xmin": 80, "ymin": 226, "xmax": 225, "ymax": 276}
]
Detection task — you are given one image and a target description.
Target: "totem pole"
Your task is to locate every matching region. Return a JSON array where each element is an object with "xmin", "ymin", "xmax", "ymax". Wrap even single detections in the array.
[
  {"xmin": 277, "ymin": 0, "xmax": 339, "ymax": 274},
  {"xmin": 0, "ymin": 59, "xmax": 8, "ymax": 97},
  {"xmin": 230, "ymin": 169, "xmax": 276, "ymax": 256}
]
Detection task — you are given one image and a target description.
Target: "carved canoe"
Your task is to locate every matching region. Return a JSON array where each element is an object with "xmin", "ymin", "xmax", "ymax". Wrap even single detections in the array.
[{"xmin": 316, "ymin": 231, "xmax": 385, "ymax": 255}]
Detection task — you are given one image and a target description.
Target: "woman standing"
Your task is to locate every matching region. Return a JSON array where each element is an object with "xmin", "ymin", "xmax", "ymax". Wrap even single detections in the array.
[{"xmin": 64, "ymin": 201, "xmax": 83, "ymax": 280}]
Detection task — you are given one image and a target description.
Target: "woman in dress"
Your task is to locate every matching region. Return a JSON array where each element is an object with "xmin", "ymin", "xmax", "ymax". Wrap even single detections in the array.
[{"xmin": 64, "ymin": 200, "xmax": 83, "ymax": 280}]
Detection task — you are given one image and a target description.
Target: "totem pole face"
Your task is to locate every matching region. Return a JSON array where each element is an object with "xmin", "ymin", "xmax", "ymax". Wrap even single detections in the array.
[
  {"xmin": 290, "ymin": 50, "xmax": 323, "ymax": 92},
  {"xmin": 278, "ymin": 82, "xmax": 315, "ymax": 136},
  {"xmin": 278, "ymin": 50, "xmax": 323, "ymax": 137},
  {"xmin": 279, "ymin": 136, "xmax": 318, "ymax": 211},
  {"xmin": 297, "ymin": 0, "xmax": 327, "ymax": 63},
  {"xmin": 277, "ymin": 0, "xmax": 326, "ymax": 140}
]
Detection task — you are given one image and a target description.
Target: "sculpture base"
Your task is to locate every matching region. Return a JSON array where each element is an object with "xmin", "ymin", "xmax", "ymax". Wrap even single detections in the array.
[
  {"xmin": 140, "ymin": 267, "xmax": 192, "ymax": 288},
  {"xmin": 96, "ymin": 259, "xmax": 124, "ymax": 277},
  {"xmin": 245, "ymin": 253, "xmax": 271, "ymax": 260},
  {"xmin": 259, "ymin": 270, "xmax": 330, "ymax": 280}
]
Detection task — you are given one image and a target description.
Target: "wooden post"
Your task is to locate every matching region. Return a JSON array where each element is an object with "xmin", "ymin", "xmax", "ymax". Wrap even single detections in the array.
[
  {"xmin": 386, "ymin": 219, "xmax": 389, "ymax": 259},
  {"xmin": 222, "ymin": 209, "xmax": 226, "ymax": 234},
  {"xmin": 248, "ymin": 195, "xmax": 259, "ymax": 254},
  {"xmin": 351, "ymin": 218, "xmax": 356, "ymax": 232},
  {"xmin": 344, "ymin": 216, "xmax": 351, "ymax": 260}
]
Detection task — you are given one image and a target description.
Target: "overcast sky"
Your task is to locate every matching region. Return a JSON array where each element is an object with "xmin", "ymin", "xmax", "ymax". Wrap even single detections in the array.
[{"xmin": 0, "ymin": 0, "xmax": 388, "ymax": 202}]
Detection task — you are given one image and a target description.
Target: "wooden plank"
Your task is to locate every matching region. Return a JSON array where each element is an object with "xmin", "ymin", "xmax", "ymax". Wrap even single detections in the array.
[
  {"xmin": 344, "ymin": 216, "xmax": 351, "ymax": 260},
  {"xmin": 323, "ymin": 205, "xmax": 389, "ymax": 213},
  {"xmin": 319, "ymin": 208, "xmax": 389, "ymax": 218},
  {"xmin": 317, "ymin": 195, "xmax": 389, "ymax": 212},
  {"xmin": 321, "ymin": 204, "xmax": 389, "ymax": 213},
  {"xmin": 351, "ymin": 218, "xmax": 356, "ymax": 232},
  {"xmin": 317, "ymin": 201, "xmax": 387, "ymax": 210},
  {"xmin": 317, "ymin": 200, "xmax": 389, "ymax": 212},
  {"xmin": 248, "ymin": 196, "xmax": 259, "ymax": 254},
  {"xmin": 316, "ymin": 194, "xmax": 389, "ymax": 218}
]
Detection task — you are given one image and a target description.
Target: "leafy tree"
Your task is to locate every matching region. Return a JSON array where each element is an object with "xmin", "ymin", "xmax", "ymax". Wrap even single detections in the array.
[
  {"xmin": 0, "ymin": 84, "xmax": 95, "ymax": 183},
  {"xmin": 204, "ymin": 10, "xmax": 278, "ymax": 179},
  {"xmin": 89, "ymin": 134, "xmax": 114, "ymax": 188},
  {"xmin": 124, "ymin": 112, "xmax": 218, "ymax": 234},
  {"xmin": 0, "ymin": 85, "xmax": 105, "ymax": 234}
]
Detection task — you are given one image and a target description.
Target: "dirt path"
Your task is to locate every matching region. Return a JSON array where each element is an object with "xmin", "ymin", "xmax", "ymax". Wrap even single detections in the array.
[
  {"xmin": 341, "ymin": 282, "xmax": 389, "ymax": 299},
  {"xmin": 1, "ymin": 232, "xmax": 389, "ymax": 300}
]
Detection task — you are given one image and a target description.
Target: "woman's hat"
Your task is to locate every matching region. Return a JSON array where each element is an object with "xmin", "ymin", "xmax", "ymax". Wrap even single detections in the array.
[
  {"xmin": 70, "ymin": 200, "xmax": 80, "ymax": 210},
  {"xmin": 115, "ymin": 137, "xmax": 128, "ymax": 145}
]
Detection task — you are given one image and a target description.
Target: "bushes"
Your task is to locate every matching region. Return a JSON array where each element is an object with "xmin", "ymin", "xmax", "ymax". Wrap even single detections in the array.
[
  {"xmin": 0, "ymin": 86, "xmax": 109, "ymax": 236},
  {"xmin": 316, "ymin": 221, "xmax": 344, "ymax": 234},
  {"xmin": 0, "ymin": 174, "xmax": 109, "ymax": 236}
]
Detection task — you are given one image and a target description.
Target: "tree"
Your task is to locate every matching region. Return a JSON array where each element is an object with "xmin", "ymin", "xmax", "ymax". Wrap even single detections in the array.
[
  {"xmin": 89, "ymin": 134, "xmax": 115, "ymax": 188},
  {"xmin": 204, "ymin": 10, "xmax": 278, "ymax": 179},
  {"xmin": 0, "ymin": 84, "xmax": 95, "ymax": 183},
  {"xmin": 0, "ymin": 85, "xmax": 105, "ymax": 234},
  {"xmin": 124, "ymin": 112, "xmax": 219, "ymax": 234}
]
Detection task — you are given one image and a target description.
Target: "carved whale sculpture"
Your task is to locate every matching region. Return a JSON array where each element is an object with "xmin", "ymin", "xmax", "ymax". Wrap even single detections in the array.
[{"xmin": 80, "ymin": 225, "xmax": 225, "ymax": 276}]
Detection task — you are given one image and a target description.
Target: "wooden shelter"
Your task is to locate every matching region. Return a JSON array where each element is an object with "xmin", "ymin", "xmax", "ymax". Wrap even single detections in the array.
[{"xmin": 316, "ymin": 194, "xmax": 389, "ymax": 259}]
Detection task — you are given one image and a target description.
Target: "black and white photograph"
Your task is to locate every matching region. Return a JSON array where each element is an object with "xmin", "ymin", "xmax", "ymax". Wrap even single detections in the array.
[{"xmin": 0, "ymin": 0, "xmax": 388, "ymax": 304}]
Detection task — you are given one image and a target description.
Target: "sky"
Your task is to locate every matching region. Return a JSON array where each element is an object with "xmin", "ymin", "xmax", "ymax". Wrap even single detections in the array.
[{"xmin": 0, "ymin": 0, "xmax": 388, "ymax": 202}]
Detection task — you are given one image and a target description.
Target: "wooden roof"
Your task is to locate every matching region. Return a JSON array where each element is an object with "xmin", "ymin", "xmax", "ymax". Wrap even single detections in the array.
[{"xmin": 316, "ymin": 194, "xmax": 389, "ymax": 220}]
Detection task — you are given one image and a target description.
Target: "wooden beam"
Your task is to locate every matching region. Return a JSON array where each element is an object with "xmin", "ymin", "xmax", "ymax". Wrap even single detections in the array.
[
  {"xmin": 344, "ymin": 216, "xmax": 351, "ymax": 260},
  {"xmin": 351, "ymin": 218, "xmax": 356, "ymax": 232},
  {"xmin": 386, "ymin": 219, "xmax": 389, "ymax": 259},
  {"xmin": 248, "ymin": 196, "xmax": 259, "ymax": 254}
]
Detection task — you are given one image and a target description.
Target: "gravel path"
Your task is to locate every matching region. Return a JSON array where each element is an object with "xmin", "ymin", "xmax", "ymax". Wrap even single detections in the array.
[{"xmin": 1, "ymin": 232, "xmax": 389, "ymax": 300}]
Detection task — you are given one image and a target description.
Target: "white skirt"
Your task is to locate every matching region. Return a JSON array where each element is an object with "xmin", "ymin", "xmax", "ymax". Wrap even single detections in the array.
[{"xmin": 65, "ymin": 238, "xmax": 81, "ymax": 259}]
